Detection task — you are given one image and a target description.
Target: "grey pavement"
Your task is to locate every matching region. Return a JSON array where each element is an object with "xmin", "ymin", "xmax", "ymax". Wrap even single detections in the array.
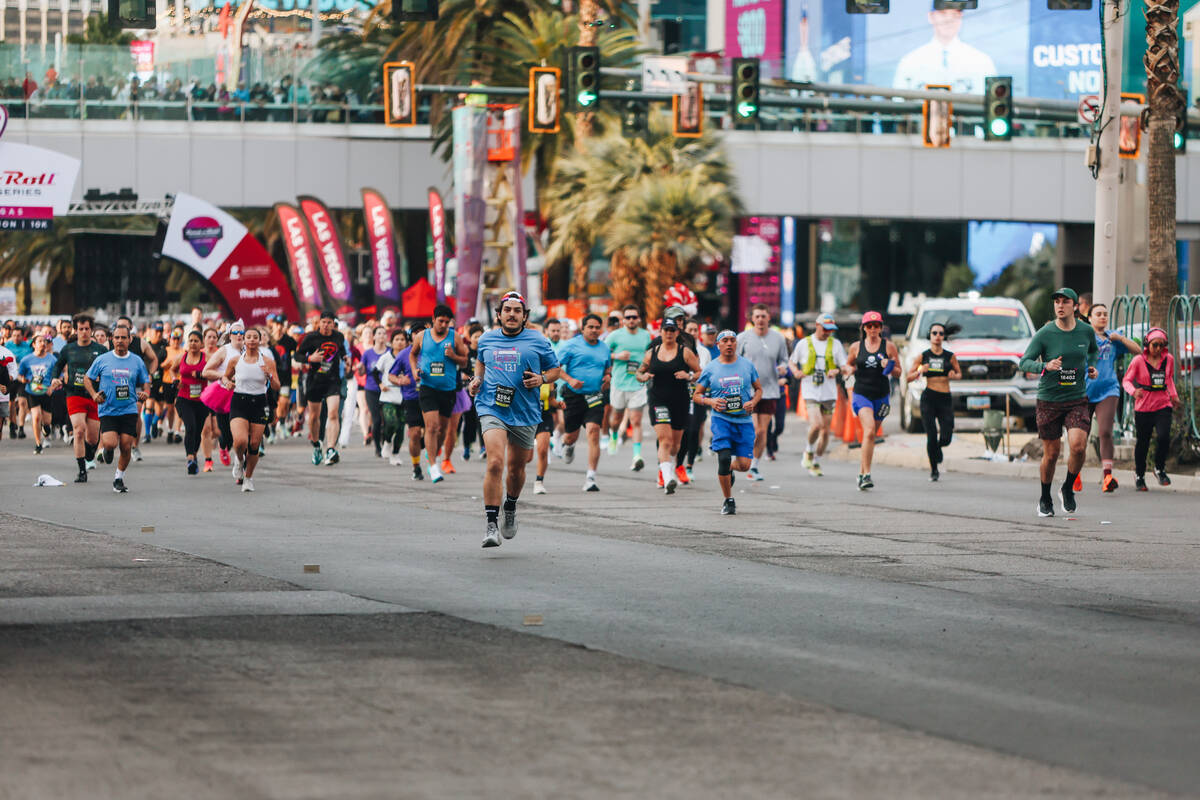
[{"xmin": 1, "ymin": 424, "xmax": 1197, "ymax": 797}]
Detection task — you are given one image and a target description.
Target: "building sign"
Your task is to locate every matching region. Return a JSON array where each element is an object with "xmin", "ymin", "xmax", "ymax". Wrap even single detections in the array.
[
  {"xmin": 130, "ymin": 40, "xmax": 155, "ymax": 82},
  {"xmin": 725, "ymin": 0, "xmax": 783, "ymax": 77},
  {"xmin": 0, "ymin": 142, "xmax": 80, "ymax": 231}
]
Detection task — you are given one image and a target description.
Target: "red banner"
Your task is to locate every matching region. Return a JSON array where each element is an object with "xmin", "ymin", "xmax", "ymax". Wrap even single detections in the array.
[
  {"xmin": 361, "ymin": 188, "xmax": 402, "ymax": 307},
  {"xmin": 298, "ymin": 195, "xmax": 352, "ymax": 304},
  {"xmin": 275, "ymin": 203, "xmax": 323, "ymax": 317},
  {"xmin": 428, "ymin": 188, "xmax": 447, "ymax": 304}
]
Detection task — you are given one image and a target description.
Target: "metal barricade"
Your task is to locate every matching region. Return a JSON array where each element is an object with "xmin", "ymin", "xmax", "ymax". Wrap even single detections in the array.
[
  {"xmin": 1166, "ymin": 294, "xmax": 1200, "ymax": 439},
  {"xmin": 1109, "ymin": 293, "xmax": 1150, "ymax": 439}
]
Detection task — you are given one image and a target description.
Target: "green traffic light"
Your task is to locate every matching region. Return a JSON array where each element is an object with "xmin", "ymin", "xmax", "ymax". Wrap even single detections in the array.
[
  {"xmin": 989, "ymin": 117, "xmax": 1010, "ymax": 138},
  {"xmin": 577, "ymin": 91, "xmax": 597, "ymax": 107},
  {"xmin": 1175, "ymin": 131, "xmax": 1184, "ymax": 149},
  {"xmin": 737, "ymin": 101, "xmax": 757, "ymax": 118}
]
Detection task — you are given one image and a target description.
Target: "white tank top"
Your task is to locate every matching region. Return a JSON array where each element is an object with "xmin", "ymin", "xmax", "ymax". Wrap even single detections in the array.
[{"xmin": 234, "ymin": 351, "xmax": 269, "ymax": 395}]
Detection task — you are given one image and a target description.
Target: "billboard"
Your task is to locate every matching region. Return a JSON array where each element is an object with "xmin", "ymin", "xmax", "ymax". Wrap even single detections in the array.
[
  {"xmin": 0, "ymin": 141, "xmax": 80, "ymax": 231},
  {"xmin": 726, "ymin": 0, "xmax": 784, "ymax": 78},
  {"xmin": 784, "ymin": 0, "xmax": 1099, "ymax": 100}
]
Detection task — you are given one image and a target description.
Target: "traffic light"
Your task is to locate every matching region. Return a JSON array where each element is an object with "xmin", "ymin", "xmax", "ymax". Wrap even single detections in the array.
[
  {"xmin": 731, "ymin": 58, "xmax": 760, "ymax": 129},
  {"xmin": 622, "ymin": 99, "xmax": 646, "ymax": 138},
  {"xmin": 846, "ymin": 0, "xmax": 888, "ymax": 12},
  {"xmin": 383, "ymin": 62, "xmax": 416, "ymax": 127},
  {"xmin": 1176, "ymin": 90, "xmax": 1189, "ymax": 154},
  {"xmin": 673, "ymin": 85, "xmax": 703, "ymax": 138},
  {"xmin": 108, "ymin": 0, "xmax": 155, "ymax": 29},
  {"xmin": 984, "ymin": 76, "xmax": 1013, "ymax": 141},
  {"xmin": 1047, "ymin": 0, "xmax": 1091, "ymax": 9},
  {"xmin": 933, "ymin": 1, "xmax": 977, "ymax": 8},
  {"xmin": 566, "ymin": 46, "xmax": 600, "ymax": 112},
  {"xmin": 394, "ymin": 0, "xmax": 438, "ymax": 21},
  {"xmin": 529, "ymin": 67, "xmax": 561, "ymax": 134}
]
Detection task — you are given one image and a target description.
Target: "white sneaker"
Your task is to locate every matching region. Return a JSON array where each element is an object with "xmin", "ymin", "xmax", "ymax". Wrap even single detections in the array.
[
  {"xmin": 802, "ymin": 451, "xmax": 814, "ymax": 469},
  {"xmin": 748, "ymin": 467, "xmax": 763, "ymax": 481},
  {"xmin": 85, "ymin": 459, "xmax": 97, "ymax": 471},
  {"xmin": 482, "ymin": 520, "xmax": 501, "ymax": 548},
  {"xmin": 583, "ymin": 477, "xmax": 599, "ymax": 492},
  {"xmin": 534, "ymin": 481, "xmax": 547, "ymax": 494},
  {"xmin": 664, "ymin": 477, "xmax": 677, "ymax": 495},
  {"xmin": 388, "ymin": 455, "xmax": 403, "ymax": 466},
  {"xmin": 232, "ymin": 458, "xmax": 244, "ymax": 481},
  {"xmin": 241, "ymin": 477, "xmax": 255, "ymax": 492},
  {"xmin": 131, "ymin": 446, "xmax": 143, "ymax": 462},
  {"xmin": 501, "ymin": 508, "xmax": 518, "ymax": 539},
  {"xmin": 429, "ymin": 464, "xmax": 444, "ymax": 483},
  {"xmin": 563, "ymin": 443, "xmax": 575, "ymax": 464}
]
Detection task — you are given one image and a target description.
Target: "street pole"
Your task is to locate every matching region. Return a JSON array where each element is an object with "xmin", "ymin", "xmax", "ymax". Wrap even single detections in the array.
[{"xmin": 1093, "ymin": 0, "xmax": 1124, "ymax": 304}]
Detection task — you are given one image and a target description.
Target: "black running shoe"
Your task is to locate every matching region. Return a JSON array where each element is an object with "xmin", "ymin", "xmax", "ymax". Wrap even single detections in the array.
[
  {"xmin": 412, "ymin": 465, "xmax": 424, "ymax": 481},
  {"xmin": 74, "ymin": 470, "xmax": 87, "ymax": 484},
  {"xmin": 187, "ymin": 459, "xmax": 199, "ymax": 475},
  {"xmin": 1136, "ymin": 476, "xmax": 1148, "ymax": 492},
  {"xmin": 1037, "ymin": 496, "xmax": 1054, "ymax": 517},
  {"xmin": 1059, "ymin": 486, "xmax": 1077, "ymax": 514},
  {"xmin": 113, "ymin": 477, "xmax": 128, "ymax": 493},
  {"xmin": 1156, "ymin": 470, "xmax": 1171, "ymax": 487},
  {"xmin": 930, "ymin": 468, "xmax": 939, "ymax": 482},
  {"xmin": 721, "ymin": 497, "xmax": 736, "ymax": 515}
]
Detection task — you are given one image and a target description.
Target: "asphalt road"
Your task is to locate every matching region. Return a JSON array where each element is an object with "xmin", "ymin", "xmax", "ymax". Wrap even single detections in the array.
[{"xmin": 3, "ymin": 426, "xmax": 1198, "ymax": 796}]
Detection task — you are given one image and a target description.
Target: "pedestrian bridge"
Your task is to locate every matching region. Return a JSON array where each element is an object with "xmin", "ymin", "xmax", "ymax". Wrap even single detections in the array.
[{"xmin": 8, "ymin": 112, "xmax": 1200, "ymax": 224}]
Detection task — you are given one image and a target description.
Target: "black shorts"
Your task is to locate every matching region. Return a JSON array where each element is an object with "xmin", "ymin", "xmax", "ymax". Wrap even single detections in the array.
[
  {"xmin": 648, "ymin": 396, "xmax": 690, "ymax": 431},
  {"xmin": 1036, "ymin": 398, "xmax": 1091, "ymax": 441},
  {"xmin": 536, "ymin": 410, "xmax": 556, "ymax": 435},
  {"xmin": 153, "ymin": 382, "xmax": 178, "ymax": 404},
  {"xmin": 418, "ymin": 386, "xmax": 455, "ymax": 418},
  {"xmin": 307, "ymin": 379, "xmax": 341, "ymax": 403},
  {"xmin": 100, "ymin": 413, "xmax": 139, "ymax": 438},
  {"xmin": 230, "ymin": 392, "xmax": 270, "ymax": 426},
  {"xmin": 403, "ymin": 397, "xmax": 425, "ymax": 429},
  {"xmin": 562, "ymin": 388, "xmax": 605, "ymax": 433},
  {"xmin": 24, "ymin": 392, "xmax": 52, "ymax": 411}
]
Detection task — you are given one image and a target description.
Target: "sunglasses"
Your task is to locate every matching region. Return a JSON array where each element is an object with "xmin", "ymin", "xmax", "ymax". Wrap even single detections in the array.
[
  {"xmin": 930, "ymin": 330, "xmax": 944, "ymax": 336},
  {"xmin": 864, "ymin": 322, "xmax": 882, "ymax": 329},
  {"xmin": 624, "ymin": 315, "xmax": 639, "ymax": 320}
]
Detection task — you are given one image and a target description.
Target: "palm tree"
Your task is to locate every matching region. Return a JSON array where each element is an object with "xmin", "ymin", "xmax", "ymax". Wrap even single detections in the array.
[
  {"xmin": 1144, "ymin": 0, "xmax": 1184, "ymax": 328},
  {"xmin": 0, "ymin": 229, "xmax": 73, "ymax": 313}
]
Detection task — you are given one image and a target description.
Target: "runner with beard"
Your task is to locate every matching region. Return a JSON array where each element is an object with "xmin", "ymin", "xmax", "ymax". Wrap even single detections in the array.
[
  {"xmin": 49, "ymin": 314, "xmax": 106, "ymax": 483},
  {"xmin": 557, "ymin": 313, "xmax": 612, "ymax": 492},
  {"xmin": 84, "ymin": 325, "xmax": 151, "ymax": 493},
  {"xmin": 295, "ymin": 312, "xmax": 349, "ymax": 466},
  {"xmin": 469, "ymin": 292, "xmax": 560, "ymax": 548}
]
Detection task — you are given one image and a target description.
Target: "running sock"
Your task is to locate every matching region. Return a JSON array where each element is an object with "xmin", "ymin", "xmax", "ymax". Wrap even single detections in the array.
[
  {"xmin": 114, "ymin": 468, "xmax": 125, "ymax": 480},
  {"xmin": 412, "ymin": 456, "xmax": 421, "ymax": 465},
  {"xmin": 806, "ymin": 443, "xmax": 815, "ymax": 455},
  {"xmin": 1062, "ymin": 471, "xmax": 1078, "ymax": 494},
  {"xmin": 503, "ymin": 495, "xmax": 518, "ymax": 512},
  {"xmin": 1041, "ymin": 481, "xmax": 1053, "ymax": 502},
  {"xmin": 660, "ymin": 461, "xmax": 672, "ymax": 482},
  {"xmin": 85, "ymin": 441, "xmax": 97, "ymax": 460},
  {"xmin": 485, "ymin": 505, "xmax": 499, "ymax": 524},
  {"xmin": 633, "ymin": 442, "xmax": 642, "ymax": 459},
  {"xmin": 586, "ymin": 469, "xmax": 596, "ymax": 479},
  {"xmin": 536, "ymin": 474, "xmax": 544, "ymax": 481},
  {"xmin": 750, "ymin": 457, "xmax": 758, "ymax": 470},
  {"xmin": 1102, "ymin": 460, "xmax": 1113, "ymax": 474},
  {"xmin": 76, "ymin": 457, "xmax": 86, "ymax": 472}
]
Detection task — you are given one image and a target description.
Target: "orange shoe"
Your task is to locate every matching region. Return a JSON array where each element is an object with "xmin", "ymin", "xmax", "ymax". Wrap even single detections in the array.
[
  {"xmin": 1073, "ymin": 474, "xmax": 1082, "ymax": 492},
  {"xmin": 441, "ymin": 459, "xmax": 456, "ymax": 474},
  {"xmin": 657, "ymin": 471, "xmax": 664, "ymax": 488},
  {"xmin": 675, "ymin": 465, "xmax": 690, "ymax": 485},
  {"xmin": 1101, "ymin": 473, "xmax": 1119, "ymax": 492}
]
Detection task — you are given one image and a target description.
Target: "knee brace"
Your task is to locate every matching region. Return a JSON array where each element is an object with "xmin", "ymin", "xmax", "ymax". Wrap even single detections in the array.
[{"xmin": 717, "ymin": 448, "xmax": 733, "ymax": 476}]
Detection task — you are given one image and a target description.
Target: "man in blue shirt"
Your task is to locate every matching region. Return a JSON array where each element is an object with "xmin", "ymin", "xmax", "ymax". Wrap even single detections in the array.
[
  {"xmin": 409, "ymin": 303, "xmax": 469, "ymax": 483},
  {"xmin": 468, "ymin": 291, "xmax": 560, "ymax": 548},
  {"xmin": 84, "ymin": 325, "xmax": 150, "ymax": 493},
  {"xmin": 557, "ymin": 313, "xmax": 612, "ymax": 491},
  {"xmin": 693, "ymin": 330, "xmax": 762, "ymax": 516}
]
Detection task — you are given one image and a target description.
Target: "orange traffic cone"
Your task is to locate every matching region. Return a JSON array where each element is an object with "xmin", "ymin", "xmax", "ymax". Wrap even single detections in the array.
[
  {"xmin": 796, "ymin": 387, "xmax": 808, "ymax": 420},
  {"xmin": 842, "ymin": 399, "xmax": 859, "ymax": 443},
  {"xmin": 832, "ymin": 389, "xmax": 846, "ymax": 437}
]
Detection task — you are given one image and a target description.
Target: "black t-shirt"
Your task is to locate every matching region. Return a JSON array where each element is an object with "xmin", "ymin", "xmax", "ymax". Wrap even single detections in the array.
[
  {"xmin": 273, "ymin": 334, "xmax": 297, "ymax": 384},
  {"xmin": 54, "ymin": 341, "xmax": 109, "ymax": 397},
  {"xmin": 149, "ymin": 338, "xmax": 168, "ymax": 382},
  {"xmin": 296, "ymin": 331, "xmax": 346, "ymax": 383},
  {"xmin": 920, "ymin": 348, "xmax": 954, "ymax": 378}
]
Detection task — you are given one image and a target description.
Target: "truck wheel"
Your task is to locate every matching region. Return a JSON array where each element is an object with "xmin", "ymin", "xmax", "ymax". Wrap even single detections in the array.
[{"xmin": 902, "ymin": 396, "xmax": 924, "ymax": 434}]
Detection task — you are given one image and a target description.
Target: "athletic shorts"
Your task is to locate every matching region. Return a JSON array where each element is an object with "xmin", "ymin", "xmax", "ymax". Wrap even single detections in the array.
[
  {"xmin": 288, "ymin": 388, "xmax": 298, "ymax": 404},
  {"xmin": 0, "ymin": 400, "xmax": 8, "ymax": 419},
  {"xmin": 307, "ymin": 380, "xmax": 341, "ymax": 403},
  {"xmin": 851, "ymin": 392, "xmax": 891, "ymax": 422},
  {"xmin": 562, "ymin": 388, "xmax": 605, "ymax": 433},
  {"xmin": 150, "ymin": 382, "xmax": 168, "ymax": 403},
  {"xmin": 402, "ymin": 397, "xmax": 424, "ymax": 429},
  {"xmin": 755, "ymin": 398, "xmax": 778, "ymax": 416},
  {"xmin": 479, "ymin": 414, "xmax": 535, "ymax": 451},
  {"xmin": 66, "ymin": 395, "xmax": 99, "ymax": 421},
  {"xmin": 709, "ymin": 415, "xmax": 755, "ymax": 459},
  {"xmin": 25, "ymin": 393, "xmax": 52, "ymax": 411},
  {"xmin": 536, "ymin": 410, "xmax": 555, "ymax": 436},
  {"xmin": 807, "ymin": 399, "xmax": 836, "ymax": 416},
  {"xmin": 230, "ymin": 392, "xmax": 270, "ymax": 426},
  {"xmin": 100, "ymin": 413, "xmax": 139, "ymax": 438},
  {"xmin": 418, "ymin": 386, "xmax": 456, "ymax": 418},
  {"xmin": 648, "ymin": 396, "xmax": 690, "ymax": 431},
  {"xmin": 161, "ymin": 383, "xmax": 179, "ymax": 404},
  {"xmin": 1036, "ymin": 398, "xmax": 1091, "ymax": 441},
  {"xmin": 609, "ymin": 386, "xmax": 647, "ymax": 410}
]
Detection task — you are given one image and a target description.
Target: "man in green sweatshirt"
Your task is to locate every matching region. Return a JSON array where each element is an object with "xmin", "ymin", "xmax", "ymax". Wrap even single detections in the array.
[{"xmin": 1018, "ymin": 287, "xmax": 1099, "ymax": 518}]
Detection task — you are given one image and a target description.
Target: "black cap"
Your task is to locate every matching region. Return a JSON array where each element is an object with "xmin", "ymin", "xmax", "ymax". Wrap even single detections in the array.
[
  {"xmin": 661, "ymin": 319, "xmax": 678, "ymax": 331},
  {"xmin": 152, "ymin": 322, "xmax": 164, "ymax": 330}
]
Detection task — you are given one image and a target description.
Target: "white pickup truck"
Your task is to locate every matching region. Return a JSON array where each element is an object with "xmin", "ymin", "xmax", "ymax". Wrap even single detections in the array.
[{"xmin": 898, "ymin": 296, "xmax": 1041, "ymax": 432}]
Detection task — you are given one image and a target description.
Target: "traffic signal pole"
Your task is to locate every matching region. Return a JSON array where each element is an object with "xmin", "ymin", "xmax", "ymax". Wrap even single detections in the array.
[{"xmin": 1093, "ymin": 0, "xmax": 1124, "ymax": 305}]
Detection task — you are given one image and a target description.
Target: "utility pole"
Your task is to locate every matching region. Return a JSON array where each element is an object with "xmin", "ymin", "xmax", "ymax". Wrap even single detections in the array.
[{"xmin": 1093, "ymin": 0, "xmax": 1124, "ymax": 304}]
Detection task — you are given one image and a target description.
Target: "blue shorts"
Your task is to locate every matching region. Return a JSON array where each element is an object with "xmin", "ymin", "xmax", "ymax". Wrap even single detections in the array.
[
  {"xmin": 710, "ymin": 415, "xmax": 755, "ymax": 459},
  {"xmin": 852, "ymin": 392, "xmax": 891, "ymax": 422}
]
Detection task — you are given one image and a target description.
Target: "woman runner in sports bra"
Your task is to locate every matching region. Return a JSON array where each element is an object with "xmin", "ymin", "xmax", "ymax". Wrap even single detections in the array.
[
  {"xmin": 846, "ymin": 310, "xmax": 900, "ymax": 491},
  {"xmin": 221, "ymin": 327, "xmax": 279, "ymax": 492},
  {"xmin": 636, "ymin": 318, "xmax": 700, "ymax": 494},
  {"xmin": 905, "ymin": 321, "xmax": 962, "ymax": 482},
  {"xmin": 167, "ymin": 330, "xmax": 210, "ymax": 475}
]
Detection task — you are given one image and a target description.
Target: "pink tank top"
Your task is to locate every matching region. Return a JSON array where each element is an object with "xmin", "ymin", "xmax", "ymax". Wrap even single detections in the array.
[{"xmin": 178, "ymin": 352, "xmax": 208, "ymax": 400}]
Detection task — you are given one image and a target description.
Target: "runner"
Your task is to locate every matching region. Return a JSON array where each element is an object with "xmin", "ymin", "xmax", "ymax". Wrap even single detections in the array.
[
  {"xmin": 606, "ymin": 304, "xmax": 652, "ymax": 470},
  {"xmin": 468, "ymin": 291, "xmax": 560, "ymax": 548},
  {"xmin": 693, "ymin": 330, "xmax": 762, "ymax": 515},
  {"xmin": 84, "ymin": 325, "xmax": 151, "ymax": 493},
  {"xmin": 1121, "ymin": 327, "xmax": 1180, "ymax": 490},
  {"xmin": 637, "ymin": 318, "xmax": 700, "ymax": 494},
  {"xmin": 1018, "ymin": 287, "xmax": 1099, "ymax": 517},
  {"xmin": 735, "ymin": 304, "xmax": 790, "ymax": 481},
  {"xmin": 49, "ymin": 314, "xmax": 107, "ymax": 483},
  {"xmin": 410, "ymin": 304, "xmax": 468, "ymax": 483},
  {"xmin": 532, "ymin": 379, "xmax": 563, "ymax": 494},
  {"xmin": 201, "ymin": 321, "xmax": 244, "ymax": 468},
  {"xmin": 1085, "ymin": 303, "xmax": 1141, "ymax": 492},
  {"xmin": 386, "ymin": 328, "xmax": 426, "ymax": 479},
  {"xmin": 0, "ymin": 340, "xmax": 16, "ymax": 443},
  {"xmin": 295, "ymin": 312, "xmax": 348, "ymax": 466},
  {"xmin": 221, "ymin": 327, "xmax": 280, "ymax": 492},
  {"xmin": 789, "ymin": 312, "xmax": 847, "ymax": 477},
  {"xmin": 557, "ymin": 313, "xmax": 613, "ymax": 492},
  {"xmin": 845, "ymin": 311, "xmax": 901, "ymax": 491},
  {"xmin": 359, "ymin": 325, "xmax": 389, "ymax": 458},
  {"xmin": 160, "ymin": 329, "xmax": 184, "ymax": 443},
  {"xmin": 267, "ymin": 314, "xmax": 298, "ymax": 443},
  {"xmin": 16, "ymin": 333, "xmax": 57, "ymax": 454},
  {"xmin": 459, "ymin": 323, "xmax": 486, "ymax": 461},
  {"xmin": 376, "ymin": 328, "xmax": 410, "ymax": 464},
  {"xmin": 117, "ymin": 315, "xmax": 158, "ymax": 461},
  {"xmin": 6, "ymin": 325, "xmax": 31, "ymax": 439},
  {"xmin": 905, "ymin": 321, "xmax": 962, "ymax": 482},
  {"xmin": 168, "ymin": 329, "xmax": 210, "ymax": 475},
  {"xmin": 144, "ymin": 322, "xmax": 169, "ymax": 442},
  {"xmin": 200, "ymin": 327, "xmax": 222, "ymax": 471}
]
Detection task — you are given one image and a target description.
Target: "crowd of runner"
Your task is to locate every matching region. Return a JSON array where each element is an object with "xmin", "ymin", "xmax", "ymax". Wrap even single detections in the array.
[{"xmin": 0, "ymin": 286, "xmax": 1186, "ymax": 545}]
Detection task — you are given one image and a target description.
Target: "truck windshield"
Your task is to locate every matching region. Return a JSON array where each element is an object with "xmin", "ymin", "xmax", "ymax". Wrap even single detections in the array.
[{"xmin": 918, "ymin": 308, "xmax": 1032, "ymax": 340}]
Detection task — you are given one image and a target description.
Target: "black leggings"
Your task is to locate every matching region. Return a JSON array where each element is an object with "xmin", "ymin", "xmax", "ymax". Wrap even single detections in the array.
[
  {"xmin": 685, "ymin": 404, "xmax": 708, "ymax": 466},
  {"xmin": 920, "ymin": 388, "xmax": 954, "ymax": 467},
  {"xmin": 766, "ymin": 390, "xmax": 789, "ymax": 456},
  {"xmin": 1134, "ymin": 407, "xmax": 1172, "ymax": 476},
  {"xmin": 174, "ymin": 397, "xmax": 210, "ymax": 458},
  {"xmin": 460, "ymin": 406, "xmax": 481, "ymax": 450},
  {"xmin": 215, "ymin": 411, "xmax": 233, "ymax": 451},
  {"xmin": 365, "ymin": 389, "xmax": 383, "ymax": 454},
  {"xmin": 382, "ymin": 401, "xmax": 406, "ymax": 454}
]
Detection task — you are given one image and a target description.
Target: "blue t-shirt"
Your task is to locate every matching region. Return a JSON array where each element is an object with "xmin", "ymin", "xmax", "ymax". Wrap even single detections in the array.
[
  {"xmin": 86, "ymin": 350, "xmax": 150, "ymax": 417},
  {"xmin": 388, "ymin": 345, "xmax": 420, "ymax": 401},
  {"xmin": 557, "ymin": 336, "xmax": 612, "ymax": 394},
  {"xmin": 704, "ymin": 343, "xmax": 720, "ymax": 360},
  {"xmin": 417, "ymin": 328, "xmax": 458, "ymax": 391},
  {"xmin": 18, "ymin": 352, "xmax": 57, "ymax": 395},
  {"xmin": 474, "ymin": 328, "xmax": 559, "ymax": 427},
  {"xmin": 1086, "ymin": 331, "xmax": 1128, "ymax": 402},
  {"xmin": 8, "ymin": 340, "xmax": 32, "ymax": 363},
  {"xmin": 695, "ymin": 356, "xmax": 759, "ymax": 425},
  {"xmin": 361, "ymin": 347, "xmax": 387, "ymax": 393}
]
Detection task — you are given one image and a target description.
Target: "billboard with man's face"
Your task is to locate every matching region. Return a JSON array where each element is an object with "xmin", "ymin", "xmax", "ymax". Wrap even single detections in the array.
[{"xmin": 784, "ymin": 0, "xmax": 1099, "ymax": 100}]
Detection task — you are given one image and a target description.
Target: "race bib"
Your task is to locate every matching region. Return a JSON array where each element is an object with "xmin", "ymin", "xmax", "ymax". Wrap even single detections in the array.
[
  {"xmin": 115, "ymin": 385, "xmax": 130, "ymax": 400},
  {"xmin": 31, "ymin": 378, "xmax": 45, "ymax": 393},
  {"xmin": 189, "ymin": 383, "xmax": 202, "ymax": 399},
  {"xmin": 1058, "ymin": 367, "xmax": 1078, "ymax": 387},
  {"xmin": 725, "ymin": 394, "xmax": 743, "ymax": 413},
  {"xmin": 153, "ymin": 370, "xmax": 163, "ymax": 381},
  {"xmin": 585, "ymin": 392, "xmax": 603, "ymax": 408},
  {"xmin": 317, "ymin": 362, "xmax": 331, "ymax": 374},
  {"xmin": 430, "ymin": 362, "xmax": 445, "ymax": 377},
  {"xmin": 1150, "ymin": 369, "xmax": 1167, "ymax": 390},
  {"xmin": 928, "ymin": 357, "xmax": 945, "ymax": 373},
  {"xmin": 625, "ymin": 360, "xmax": 638, "ymax": 375},
  {"xmin": 653, "ymin": 405, "xmax": 671, "ymax": 424},
  {"xmin": 812, "ymin": 370, "xmax": 825, "ymax": 386},
  {"xmin": 877, "ymin": 402, "xmax": 891, "ymax": 420},
  {"xmin": 73, "ymin": 373, "xmax": 85, "ymax": 387},
  {"xmin": 494, "ymin": 384, "xmax": 514, "ymax": 408}
]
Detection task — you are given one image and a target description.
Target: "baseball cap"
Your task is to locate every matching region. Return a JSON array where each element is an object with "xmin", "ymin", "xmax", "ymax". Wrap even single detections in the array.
[
  {"xmin": 816, "ymin": 313, "xmax": 837, "ymax": 331},
  {"xmin": 661, "ymin": 319, "xmax": 678, "ymax": 331},
  {"xmin": 152, "ymin": 321, "xmax": 164, "ymax": 331},
  {"xmin": 1051, "ymin": 287, "xmax": 1079, "ymax": 303},
  {"xmin": 701, "ymin": 323, "xmax": 717, "ymax": 334},
  {"xmin": 663, "ymin": 304, "xmax": 687, "ymax": 321},
  {"xmin": 716, "ymin": 329, "xmax": 737, "ymax": 342},
  {"xmin": 861, "ymin": 310, "xmax": 884, "ymax": 326}
]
